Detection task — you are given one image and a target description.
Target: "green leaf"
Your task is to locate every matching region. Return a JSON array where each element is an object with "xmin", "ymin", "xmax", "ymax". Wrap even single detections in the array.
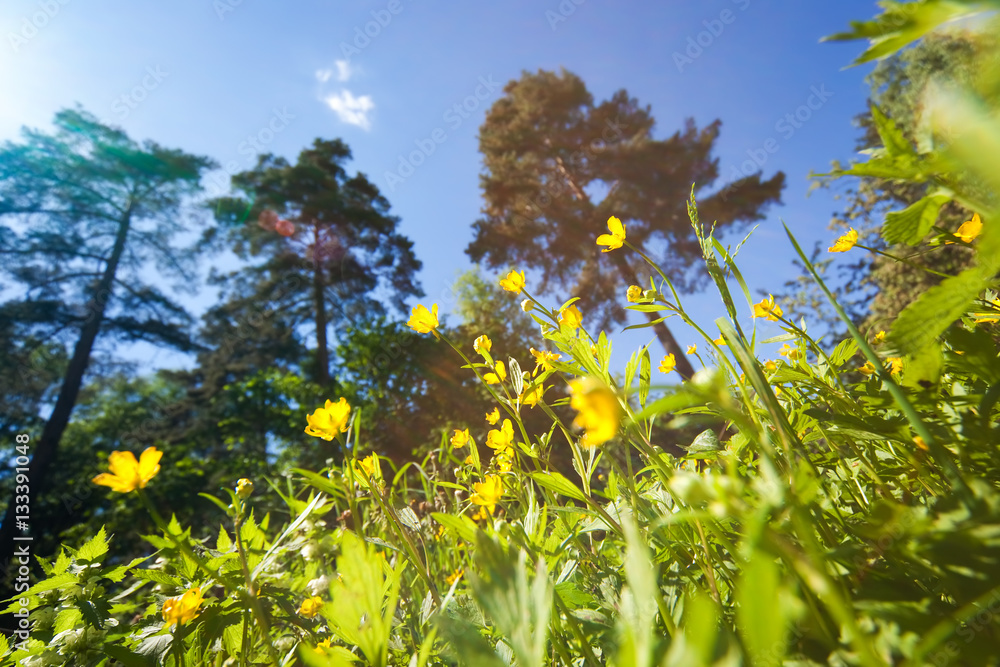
[
  {"xmin": 430, "ymin": 513, "xmax": 479, "ymax": 544},
  {"xmin": 870, "ymin": 104, "xmax": 915, "ymax": 157},
  {"xmin": 103, "ymin": 644, "xmax": 155, "ymax": 667},
  {"xmin": 528, "ymin": 471, "xmax": 587, "ymax": 502},
  {"xmin": 883, "ymin": 193, "xmax": 950, "ymax": 245},
  {"xmin": 75, "ymin": 526, "xmax": 109, "ymax": 563},
  {"xmin": 736, "ymin": 555, "xmax": 789, "ymax": 667},
  {"xmin": 686, "ymin": 429, "xmax": 722, "ymax": 453},
  {"xmin": 903, "ymin": 344, "xmax": 944, "ymax": 388},
  {"xmin": 829, "ymin": 338, "xmax": 860, "ymax": 367},
  {"xmin": 22, "ymin": 572, "xmax": 77, "ymax": 597},
  {"xmin": 639, "ymin": 347, "xmax": 651, "ymax": 407},
  {"xmin": 216, "ymin": 526, "xmax": 233, "ymax": 552},
  {"xmin": 889, "ymin": 267, "xmax": 989, "ymax": 357}
]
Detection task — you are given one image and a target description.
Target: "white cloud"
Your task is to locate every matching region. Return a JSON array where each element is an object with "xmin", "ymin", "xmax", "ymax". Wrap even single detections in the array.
[
  {"xmin": 334, "ymin": 59, "xmax": 353, "ymax": 82},
  {"xmin": 315, "ymin": 68, "xmax": 332, "ymax": 83},
  {"xmin": 324, "ymin": 90, "xmax": 374, "ymax": 130}
]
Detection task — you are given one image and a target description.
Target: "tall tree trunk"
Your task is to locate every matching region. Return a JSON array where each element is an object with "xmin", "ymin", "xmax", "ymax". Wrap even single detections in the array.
[
  {"xmin": 312, "ymin": 223, "xmax": 330, "ymax": 386},
  {"xmin": 608, "ymin": 250, "xmax": 696, "ymax": 380},
  {"xmin": 0, "ymin": 202, "xmax": 133, "ymax": 605}
]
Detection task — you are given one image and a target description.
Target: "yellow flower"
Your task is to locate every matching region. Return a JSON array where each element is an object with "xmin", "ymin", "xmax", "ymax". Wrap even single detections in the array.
[
  {"xmin": 464, "ymin": 454, "xmax": 475, "ymax": 466},
  {"xmin": 494, "ymin": 449, "xmax": 513, "ymax": 473},
  {"xmin": 626, "ymin": 285, "xmax": 643, "ymax": 303},
  {"xmin": 304, "ymin": 398, "xmax": 351, "ymax": 440},
  {"xmin": 499, "ymin": 270, "xmax": 526, "ymax": 294},
  {"xmin": 521, "ymin": 384, "xmax": 545, "ymax": 407},
  {"xmin": 590, "ymin": 343, "xmax": 599, "ymax": 357},
  {"xmin": 974, "ymin": 298, "xmax": 1000, "ymax": 324},
  {"xmin": 568, "ymin": 378, "xmax": 622, "ymax": 447},
  {"xmin": 913, "ymin": 436, "xmax": 929, "ymax": 452},
  {"xmin": 887, "ymin": 357, "xmax": 904, "ymax": 375},
  {"xmin": 828, "ymin": 228, "xmax": 858, "ymax": 252},
  {"xmin": 596, "ymin": 215, "xmax": 626, "ymax": 252},
  {"xmin": 559, "ymin": 304, "xmax": 583, "ymax": 330},
  {"xmin": 407, "ymin": 303, "xmax": 439, "ymax": 334},
  {"xmin": 860, "ymin": 361, "xmax": 876, "ymax": 375},
  {"xmin": 470, "ymin": 475, "xmax": 504, "ymax": 514},
  {"xmin": 763, "ymin": 360, "xmax": 778, "ymax": 372},
  {"xmin": 357, "ymin": 454, "xmax": 380, "ymax": 481},
  {"xmin": 473, "ymin": 334, "xmax": 492, "ymax": 356},
  {"xmin": 778, "ymin": 344, "xmax": 801, "ymax": 361},
  {"xmin": 450, "ymin": 428, "xmax": 471, "ymax": 449},
  {"xmin": 163, "ymin": 587, "xmax": 204, "ymax": 627},
  {"xmin": 314, "ymin": 639, "xmax": 333, "ymax": 654},
  {"xmin": 484, "ymin": 360, "xmax": 507, "ymax": 384},
  {"xmin": 485, "ymin": 408, "xmax": 500, "ymax": 425},
  {"xmin": 93, "ymin": 447, "xmax": 162, "ymax": 493},
  {"xmin": 687, "ymin": 344, "xmax": 697, "ymax": 355},
  {"xmin": 752, "ymin": 295, "xmax": 783, "ymax": 321},
  {"xmin": 486, "ymin": 419, "xmax": 514, "ymax": 451},
  {"xmin": 658, "ymin": 354, "xmax": 676, "ymax": 374},
  {"xmin": 299, "ymin": 596, "xmax": 324, "ymax": 618},
  {"xmin": 947, "ymin": 213, "xmax": 982, "ymax": 244},
  {"xmin": 521, "ymin": 299, "xmax": 534, "ymax": 312},
  {"xmin": 445, "ymin": 569, "xmax": 463, "ymax": 586},
  {"xmin": 235, "ymin": 478, "xmax": 254, "ymax": 499},
  {"xmin": 773, "ymin": 385, "xmax": 782, "ymax": 396},
  {"xmin": 529, "ymin": 348, "xmax": 561, "ymax": 376},
  {"xmin": 714, "ymin": 336, "xmax": 727, "ymax": 346},
  {"xmin": 874, "ymin": 330, "xmax": 886, "ymax": 344}
]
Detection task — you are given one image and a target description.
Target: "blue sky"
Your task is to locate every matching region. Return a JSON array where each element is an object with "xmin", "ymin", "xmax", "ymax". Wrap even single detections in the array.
[{"xmin": 0, "ymin": 0, "xmax": 884, "ymax": 371}]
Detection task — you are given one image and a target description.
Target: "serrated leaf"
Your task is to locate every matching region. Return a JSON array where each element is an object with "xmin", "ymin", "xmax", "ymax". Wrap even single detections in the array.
[
  {"xmin": 883, "ymin": 193, "xmax": 950, "ymax": 245},
  {"xmin": 76, "ymin": 526, "xmax": 109, "ymax": 563},
  {"xmin": 53, "ymin": 607, "xmax": 83, "ymax": 634},
  {"xmin": 829, "ymin": 338, "xmax": 860, "ymax": 367},
  {"xmin": 889, "ymin": 267, "xmax": 988, "ymax": 357},
  {"xmin": 132, "ymin": 569, "xmax": 183, "ymax": 587},
  {"xmin": 871, "ymin": 104, "xmax": 916, "ymax": 157},
  {"xmin": 22, "ymin": 572, "xmax": 77, "ymax": 597},
  {"xmin": 217, "ymin": 526, "xmax": 233, "ymax": 552}
]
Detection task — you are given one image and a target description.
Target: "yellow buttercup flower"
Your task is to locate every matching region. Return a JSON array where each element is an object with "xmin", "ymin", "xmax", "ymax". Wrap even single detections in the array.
[
  {"xmin": 473, "ymin": 334, "xmax": 492, "ymax": 356},
  {"xmin": 470, "ymin": 475, "xmax": 504, "ymax": 514},
  {"xmin": 484, "ymin": 360, "xmax": 507, "ymax": 384},
  {"xmin": 778, "ymin": 344, "xmax": 801, "ymax": 361},
  {"xmin": 494, "ymin": 451, "xmax": 513, "ymax": 473},
  {"xmin": 464, "ymin": 454, "xmax": 475, "ymax": 466},
  {"xmin": 357, "ymin": 454, "xmax": 381, "ymax": 482},
  {"xmin": 763, "ymin": 360, "xmax": 778, "ymax": 372},
  {"xmin": 714, "ymin": 336, "xmax": 727, "ymax": 346},
  {"xmin": 659, "ymin": 354, "xmax": 676, "ymax": 374},
  {"xmin": 626, "ymin": 285, "xmax": 643, "ymax": 303},
  {"xmin": 486, "ymin": 419, "xmax": 514, "ymax": 451},
  {"xmin": 687, "ymin": 344, "xmax": 697, "ymax": 355},
  {"xmin": 450, "ymin": 428, "xmax": 471, "ymax": 449},
  {"xmin": 887, "ymin": 357, "xmax": 904, "ymax": 375},
  {"xmin": 913, "ymin": 436, "xmax": 929, "ymax": 452},
  {"xmin": 974, "ymin": 298, "xmax": 1000, "ymax": 324},
  {"xmin": 235, "ymin": 478, "xmax": 254, "ymax": 499},
  {"xmin": 521, "ymin": 384, "xmax": 545, "ymax": 407},
  {"xmin": 860, "ymin": 361, "xmax": 876, "ymax": 375},
  {"xmin": 873, "ymin": 330, "xmax": 886, "ymax": 344},
  {"xmin": 946, "ymin": 213, "xmax": 982, "ymax": 244},
  {"xmin": 485, "ymin": 408, "xmax": 500, "ymax": 425},
  {"xmin": 829, "ymin": 228, "xmax": 858, "ymax": 253},
  {"xmin": 445, "ymin": 569, "xmax": 463, "ymax": 586},
  {"xmin": 752, "ymin": 295, "xmax": 783, "ymax": 321},
  {"xmin": 304, "ymin": 398, "xmax": 351, "ymax": 441},
  {"xmin": 529, "ymin": 348, "xmax": 561, "ymax": 376},
  {"xmin": 499, "ymin": 270, "xmax": 526, "ymax": 294},
  {"xmin": 559, "ymin": 304, "xmax": 583, "ymax": 330},
  {"xmin": 163, "ymin": 587, "xmax": 204, "ymax": 627},
  {"xmin": 407, "ymin": 303, "xmax": 439, "ymax": 334},
  {"xmin": 596, "ymin": 215, "xmax": 626, "ymax": 252},
  {"xmin": 93, "ymin": 447, "xmax": 162, "ymax": 493},
  {"xmin": 314, "ymin": 639, "xmax": 333, "ymax": 654},
  {"xmin": 568, "ymin": 378, "xmax": 622, "ymax": 447},
  {"xmin": 299, "ymin": 596, "xmax": 324, "ymax": 618}
]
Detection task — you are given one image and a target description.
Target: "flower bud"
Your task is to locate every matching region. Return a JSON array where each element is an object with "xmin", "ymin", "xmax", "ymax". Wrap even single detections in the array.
[
  {"xmin": 521, "ymin": 299, "xmax": 533, "ymax": 312},
  {"xmin": 236, "ymin": 478, "xmax": 254, "ymax": 499}
]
